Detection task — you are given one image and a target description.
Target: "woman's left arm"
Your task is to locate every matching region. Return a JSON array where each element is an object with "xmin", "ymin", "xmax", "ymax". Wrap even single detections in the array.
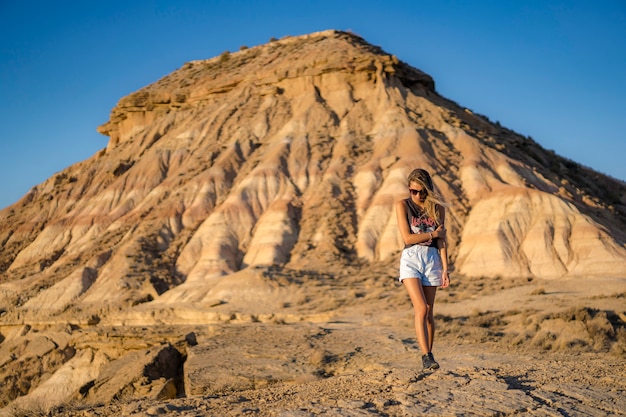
[{"xmin": 437, "ymin": 205, "xmax": 450, "ymax": 288}]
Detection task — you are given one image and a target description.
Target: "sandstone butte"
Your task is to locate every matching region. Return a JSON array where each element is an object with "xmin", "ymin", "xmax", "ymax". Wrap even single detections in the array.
[{"xmin": 0, "ymin": 30, "xmax": 625, "ymax": 415}]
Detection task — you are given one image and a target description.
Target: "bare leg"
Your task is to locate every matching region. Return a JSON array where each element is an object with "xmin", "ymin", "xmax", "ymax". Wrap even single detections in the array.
[
  {"xmin": 402, "ymin": 278, "xmax": 430, "ymax": 354},
  {"xmin": 422, "ymin": 286, "xmax": 438, "ymax": 351}
]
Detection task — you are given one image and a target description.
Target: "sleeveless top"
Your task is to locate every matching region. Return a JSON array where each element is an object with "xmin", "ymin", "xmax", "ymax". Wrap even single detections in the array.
[{"xmin": 404, "ymin": 198, "xmax": 438, "ymax": 249}]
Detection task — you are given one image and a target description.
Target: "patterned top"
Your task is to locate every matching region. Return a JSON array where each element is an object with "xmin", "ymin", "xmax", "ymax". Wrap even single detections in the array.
[{"xmin": 404, "ymin": 198, "xmax": 438, "ymax": 249}]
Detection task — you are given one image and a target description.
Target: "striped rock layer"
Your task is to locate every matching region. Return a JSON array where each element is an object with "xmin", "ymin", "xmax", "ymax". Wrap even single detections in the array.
[{"xmin": 1, "ymin": 30, "xmax": 625, "ymax": 323}]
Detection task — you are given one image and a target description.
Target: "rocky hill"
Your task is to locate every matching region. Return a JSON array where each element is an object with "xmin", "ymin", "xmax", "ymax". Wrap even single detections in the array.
[{"xmin": 1, "ymin": 30, "xmax": 625, "ymax": 415}]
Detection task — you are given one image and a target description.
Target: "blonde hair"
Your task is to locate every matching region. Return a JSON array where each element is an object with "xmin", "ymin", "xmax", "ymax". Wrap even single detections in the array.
[{"xmin": 407, "ymin": 168, "xmax": 446, "ymax": 225}]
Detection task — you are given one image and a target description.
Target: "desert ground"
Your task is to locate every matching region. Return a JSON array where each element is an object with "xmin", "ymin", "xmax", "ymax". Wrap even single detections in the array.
[{"xmin": 4, "ymin": 264, "xmax": 624, "ymax": 416}]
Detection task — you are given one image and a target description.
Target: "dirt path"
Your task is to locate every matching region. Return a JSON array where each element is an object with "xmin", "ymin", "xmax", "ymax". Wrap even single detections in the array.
[
  {"xmin": 3, "ymin": 272, "xmax": 624, "ymax": 416},
  {"xmin": 53, "ymin": 342, "xmax": 625, "ymax": 416}
]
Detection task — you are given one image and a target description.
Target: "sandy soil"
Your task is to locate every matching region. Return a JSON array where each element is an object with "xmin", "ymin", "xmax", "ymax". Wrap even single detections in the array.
[
  {"xmin": 49, "ymin": 339, "xmax": 626, "ymax": 417},
  {"xmin": 11, "ymin": 268, "xmax": 623, "ymax": 417}
]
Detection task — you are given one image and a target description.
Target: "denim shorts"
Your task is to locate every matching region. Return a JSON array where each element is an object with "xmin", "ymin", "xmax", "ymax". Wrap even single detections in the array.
[{"xmin": 399, "ymin": 244, "xmax": 443, "ymax": 286}]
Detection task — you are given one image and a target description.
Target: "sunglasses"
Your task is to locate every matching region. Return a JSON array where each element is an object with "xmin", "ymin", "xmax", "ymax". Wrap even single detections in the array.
[{"xmin": 409, "ymin": 188, "xmax": 428, "ymax": 196}]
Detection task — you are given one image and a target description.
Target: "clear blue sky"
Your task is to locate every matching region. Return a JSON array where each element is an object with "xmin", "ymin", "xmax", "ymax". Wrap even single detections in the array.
[{"xmin": 1, "ymin": 0, "xmax": 625, "ymax": 209}]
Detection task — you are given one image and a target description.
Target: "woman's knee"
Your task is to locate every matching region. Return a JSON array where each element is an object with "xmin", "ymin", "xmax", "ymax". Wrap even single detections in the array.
[
  {"xmin": 413, "ymin": 304, "xmax": 428, "ymax": 318},
  {"xmin": 426, "ymin": 313, "xmax": 435, "ymax": 325},
  {"xmin": 421, "ymin": 305, "xmax": 435, "ymax": 323}
]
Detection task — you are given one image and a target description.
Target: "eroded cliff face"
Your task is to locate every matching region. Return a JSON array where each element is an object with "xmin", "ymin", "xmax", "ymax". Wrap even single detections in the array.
[{"xmin": 1, "ymin": 29, "xmax": 625, "ymax": 324}]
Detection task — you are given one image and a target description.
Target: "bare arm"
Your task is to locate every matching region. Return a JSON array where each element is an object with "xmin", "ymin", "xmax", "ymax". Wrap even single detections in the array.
[{"xmin": 436, "ymin": 205, "xmax": 450, "ymax": 288}]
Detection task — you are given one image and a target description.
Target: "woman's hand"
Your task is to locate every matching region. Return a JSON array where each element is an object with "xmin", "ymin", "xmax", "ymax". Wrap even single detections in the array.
[{"xmin": 441, "ymin": 271, "xmax": 450, "ymax": 288}]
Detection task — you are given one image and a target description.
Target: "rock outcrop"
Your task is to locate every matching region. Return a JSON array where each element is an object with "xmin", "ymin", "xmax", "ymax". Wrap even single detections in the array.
[{"xmin": 1, "ymin": 30, "xmax": 625, "ymax": 414}]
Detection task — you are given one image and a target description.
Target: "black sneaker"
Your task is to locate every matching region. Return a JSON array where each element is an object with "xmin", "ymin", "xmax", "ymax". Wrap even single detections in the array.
[{"xmin": 422, "ymin": 352, "xmax": 440, "ymax": 370}]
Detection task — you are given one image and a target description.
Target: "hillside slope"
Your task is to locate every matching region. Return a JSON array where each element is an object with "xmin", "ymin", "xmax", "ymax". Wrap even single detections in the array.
[{"xmin": 2, "ymin": 31, "xmax": 625, "ymax": 321}]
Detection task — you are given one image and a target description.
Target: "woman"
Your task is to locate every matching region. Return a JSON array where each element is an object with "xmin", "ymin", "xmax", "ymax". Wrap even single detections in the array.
[{"xmin": 395, "ymin": 168, "xmax": 450, "ymax": 370}]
